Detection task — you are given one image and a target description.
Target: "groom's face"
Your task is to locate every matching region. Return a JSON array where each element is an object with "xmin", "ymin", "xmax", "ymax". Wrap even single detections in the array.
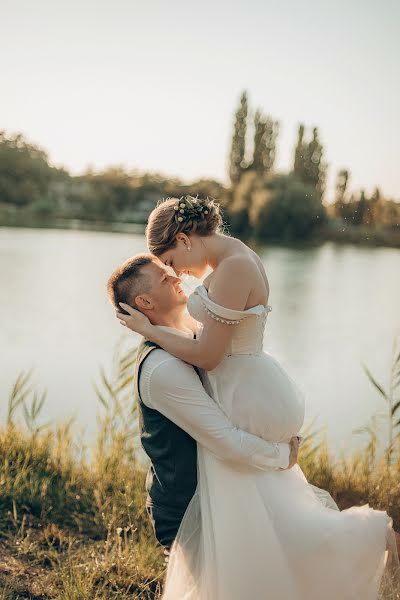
[{"xmin": 136, "ymin": 260, "xmax": 187, "ymax": 314}]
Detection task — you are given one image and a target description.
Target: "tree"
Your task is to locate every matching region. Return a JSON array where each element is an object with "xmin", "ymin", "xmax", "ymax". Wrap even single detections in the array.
[
  {"xmin": 0, "ymin": 131, "xmax": 56, "ymax": 207},
  {"xmin": 293, "ymin": 126, "xmax": 326, "ymax": 197},
  {"xmin": 250, "ymin": 110, "xmax": 279, "ymax": 176},
  {"xmin": 250, "ymin": 173, "xmax": 326, "ymax": 242},
  {"xmin": 229, "ymin": 91, "xmax": 248, "ymax": 185},
  {"xmin": 335, "ymin": 169, "xmax": 349, "ymax": 204},
  {"xmin": 333, "ymin": 169, "xmax": 350, "ymax": 218},
  {"xmin": 225, "ymin": 171, "xmax": 257, "ymax": 237},
  {"xmin": 352, "ymin": 189, "xmax": 368, "ymax": 225},
  {"xmin": 366, "ymin": 187, "xmax": 383, "ymax": 227},
  {"xmin": 294, "ymin": 124, "xmax": 306, "ymax": 176}
]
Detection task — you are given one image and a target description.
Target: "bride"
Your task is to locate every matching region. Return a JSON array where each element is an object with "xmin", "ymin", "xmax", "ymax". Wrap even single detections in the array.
[{"xmin": 117, "ymin": 195, "xmax": 398, "ymax": 599}]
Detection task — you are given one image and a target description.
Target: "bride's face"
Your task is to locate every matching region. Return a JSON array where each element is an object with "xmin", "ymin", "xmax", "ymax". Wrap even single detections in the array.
[{"xmin": 158, "ymin": 233, "xmax": 208, "ymax": 279}]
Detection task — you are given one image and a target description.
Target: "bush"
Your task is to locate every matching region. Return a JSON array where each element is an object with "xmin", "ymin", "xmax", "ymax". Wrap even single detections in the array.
[{"xmin": 251, "ymin": 173, "xmax": 326, "ymax": 242}]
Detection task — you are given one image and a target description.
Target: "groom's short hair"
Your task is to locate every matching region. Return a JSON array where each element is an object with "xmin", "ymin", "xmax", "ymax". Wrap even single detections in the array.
[{"xmin": 107, "ymin": 254, "xmax": 154, "ymax": 313}]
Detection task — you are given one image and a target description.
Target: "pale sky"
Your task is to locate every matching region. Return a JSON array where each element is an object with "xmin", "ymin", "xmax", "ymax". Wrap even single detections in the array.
[{"xmin": 1, "ymin": 0, "xmax": 399, "ymax": 201}]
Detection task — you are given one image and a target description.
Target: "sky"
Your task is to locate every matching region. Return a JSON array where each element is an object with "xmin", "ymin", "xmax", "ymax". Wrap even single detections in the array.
[{"xmin": 1, "ymin": 0, "xmax": 399, "ymax": 201}]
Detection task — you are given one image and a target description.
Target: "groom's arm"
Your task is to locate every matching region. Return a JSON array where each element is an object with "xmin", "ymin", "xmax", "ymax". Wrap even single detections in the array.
[{"xmin": 139, "ymin": 349, "xmax": 291, "ymax": 470}]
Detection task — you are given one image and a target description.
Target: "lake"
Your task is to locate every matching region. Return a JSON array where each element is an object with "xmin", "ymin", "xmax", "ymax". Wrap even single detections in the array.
[{"xmin": 1, "ymin": 226, "xmax": 399, "ymax": 453}]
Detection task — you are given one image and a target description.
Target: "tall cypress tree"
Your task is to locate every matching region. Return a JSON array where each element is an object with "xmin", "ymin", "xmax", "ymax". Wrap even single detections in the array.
[
  {"xmin": 251, "ymin": 110, "xmax": 278, "ymax": 175},
  {"xmin": 355, "ymin": 189, "xmax": 368, "ymax": 225},
  {"xmin": 293, "ymin": 126, "xmax": 326, "ymax": 197},
  {"xmin": 229, "ymin": 91, "xmax": 248, "ymax": 186},
  {"xmin": 335, "ymin": 169, "xmax": 349, "ymax": 203},
  {"xmin": 305, "ymin": 127, "xmax": 325, "ymax": 194},
  {"xmin": 333, "ymin": 169, "xmax": 350, "ymax": 219},
  {"xmin": 368, "ymin": 187, "xmax": 382, "ymax": 227},
  {"xmin": 294, "ymin": 124, "xmax": 306, "ymax": 176}
]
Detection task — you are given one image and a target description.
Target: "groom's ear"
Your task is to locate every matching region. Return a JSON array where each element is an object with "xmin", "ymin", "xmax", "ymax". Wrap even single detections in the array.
[{"xmin": 135, "ymin": 294, "xmax": 153, "ymax": 311}]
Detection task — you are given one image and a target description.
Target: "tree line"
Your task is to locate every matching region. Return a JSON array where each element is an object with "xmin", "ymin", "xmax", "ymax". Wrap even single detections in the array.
[
  {"xmin": 0, "ymin": 131, "xmax": 225, "ymax": 224},
  {"xmin": 0, "ymin": 92, "xmax": 399, "ymax": 244}
]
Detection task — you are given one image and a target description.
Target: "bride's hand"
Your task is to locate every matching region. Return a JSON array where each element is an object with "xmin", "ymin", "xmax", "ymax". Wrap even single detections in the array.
[
  {"xmin": 285, "ymin": 436, "xmax": 300, "ymax": 470},
  {"xmin": 116, "ymin": 302, "xmax": 151, "ymax": 337}
]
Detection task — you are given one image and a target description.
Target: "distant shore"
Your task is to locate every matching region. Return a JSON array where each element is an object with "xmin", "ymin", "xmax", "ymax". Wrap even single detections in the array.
[
  {"xmin": 0, "ymin": 213, "xmax": 146, "ymax": 235},
  {"xmin": 1, "ymin": 213, "xmax": 400, "ymax": 249},
  {"xmin": 318, "ymin": 222, "xmax": 400, "ymax": 249}
]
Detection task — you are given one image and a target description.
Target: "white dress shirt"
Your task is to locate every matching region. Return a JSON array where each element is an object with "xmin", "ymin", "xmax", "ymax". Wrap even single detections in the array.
[{"xmin": 139, "ymin": 326, "xmax": 290, "ymax": 470}]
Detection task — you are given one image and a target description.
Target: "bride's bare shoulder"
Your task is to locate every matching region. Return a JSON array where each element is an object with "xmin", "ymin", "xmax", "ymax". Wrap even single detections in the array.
[
  {"xmin": 209, "ymin": 254, "xmax": 258, "ymax": 288},
  {"xmin": 206, "ymin": 246, "xmax": 269, "ymax": 302}
]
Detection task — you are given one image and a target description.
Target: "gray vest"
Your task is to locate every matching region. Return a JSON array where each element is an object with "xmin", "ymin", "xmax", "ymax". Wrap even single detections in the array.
[{"xmin": 134, "ymin": 339, "xmax": 197, "ymax": 545}]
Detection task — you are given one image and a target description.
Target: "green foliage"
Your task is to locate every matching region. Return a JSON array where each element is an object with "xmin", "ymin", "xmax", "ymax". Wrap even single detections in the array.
[
  {"xmin": 334, "ymin": 169, "xmax": 349, "ymax": 209},
  {"xmin": 293, "ymin": 125, "xmax": 326, "ymax": 197},
  {"xmin": 228, "ymin": 92, "xmax": 279, "ymax": 189},
  {"xmin": 1, "ymin": 96, "xmax": 399, "ymax": 246},
  {"xmin": 332, "ymin": 183, "xmax": 400, "ymax": 230},
  {"xmin": 0, "ymin": 130, "xmax": 226, "ymax": 226},
  {"xmin": 0, "ymin": 131, "xmax": 58, "ymax": 207},
  {"xmin": 226, "ymin": 98, "xmax": 330, "ymax": 242},
  {"xmin": 250, "ymin": 110, "xmax": 278, "ymax": 175},
  {"xmin": 224, "ymin": 170, "xmax": 255, "ymax": 237},
  {"xmin": 250, "ymin": 173, "xmax": 326, "ymax": 242},
  {"xmin": 229, "ymin": 91, "xmax": 248, "ymax": 186}
]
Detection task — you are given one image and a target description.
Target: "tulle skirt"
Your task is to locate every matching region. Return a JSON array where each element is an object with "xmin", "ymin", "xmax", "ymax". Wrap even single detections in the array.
[
  {"xmin": 162, "ymin": 446, "xmax": 396, "ymax": 599},
  {"xmin": 162, "ymin": 351, "xmax": 397, "ymax": 599}
]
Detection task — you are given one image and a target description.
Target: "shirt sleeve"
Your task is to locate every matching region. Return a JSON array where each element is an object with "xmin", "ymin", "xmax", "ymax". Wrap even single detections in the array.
[{"xmin": 139, "ymin": 350, "xmax": 290, "ymax": 470}]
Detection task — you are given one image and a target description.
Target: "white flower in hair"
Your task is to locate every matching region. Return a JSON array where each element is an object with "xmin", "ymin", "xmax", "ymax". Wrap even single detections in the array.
[
  {"xmin": 178, "ymin": 216, "xmax": 184, "ymax": 222},
  {"xmin": 180, "ymin": 203, "xmax": 186, "ymax": 208}
]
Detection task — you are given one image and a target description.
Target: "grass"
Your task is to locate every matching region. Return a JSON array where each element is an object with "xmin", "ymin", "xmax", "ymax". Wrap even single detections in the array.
[{"xmin": 1, "ymin": 342, "xmax": 400, "ymax": 598}]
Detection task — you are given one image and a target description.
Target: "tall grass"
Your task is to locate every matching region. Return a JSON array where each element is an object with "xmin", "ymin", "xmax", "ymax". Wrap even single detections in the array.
[
  {"xmin": 0, "ymin": 339, "xmax": 399, "ymax": 598},
  {"xmin": 0, "ymin": 344, "xmax": 164, "ymax": 598},
  {"xmin": 363, "ymin": 337, "xmax": 400, "ymax": 464}
]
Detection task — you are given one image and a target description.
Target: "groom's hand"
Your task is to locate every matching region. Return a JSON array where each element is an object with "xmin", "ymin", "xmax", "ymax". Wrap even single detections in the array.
[{"xmin": 286, "ymin": 436, "xmax": 300, "ymax": 469}]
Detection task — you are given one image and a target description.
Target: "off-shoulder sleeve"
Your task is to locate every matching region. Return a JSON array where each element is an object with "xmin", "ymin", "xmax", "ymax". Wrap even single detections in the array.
[{"xmin": 194, "ymin": 285, "xmax": 270, "ymax": 325}]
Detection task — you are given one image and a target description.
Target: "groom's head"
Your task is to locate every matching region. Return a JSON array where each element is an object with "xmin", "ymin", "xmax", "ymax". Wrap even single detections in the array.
[{"xmin": 107, "ymin": 253, "xmax": 187, "ymax": 323}]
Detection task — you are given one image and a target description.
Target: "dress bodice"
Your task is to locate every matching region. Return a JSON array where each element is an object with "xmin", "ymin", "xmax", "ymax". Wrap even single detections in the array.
[{"xmin": 187, "ymin": 285, "xmax": 272, "ymax": 356}]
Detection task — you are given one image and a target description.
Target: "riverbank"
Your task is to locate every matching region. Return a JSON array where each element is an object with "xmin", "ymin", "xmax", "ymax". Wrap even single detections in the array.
[
  {"xmin": 318, "ymin": 222, "xmax": 400, "ymax": 249},
  {"xmin": 1, "ymin": 363, "xmax": 400, "ymax": 598},
  {"xmin": 1, "ymin": 420, "xmax": 399, "ymax": 599},
  {"xmin": 0, "ymin": 213, "xmax": 146, "ymax": 235}
]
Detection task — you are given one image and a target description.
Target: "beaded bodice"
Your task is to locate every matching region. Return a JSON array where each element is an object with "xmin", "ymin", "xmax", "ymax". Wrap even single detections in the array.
[{"xmin": 187, "ymin": 285, "xmax": 272, "ymax": 356}]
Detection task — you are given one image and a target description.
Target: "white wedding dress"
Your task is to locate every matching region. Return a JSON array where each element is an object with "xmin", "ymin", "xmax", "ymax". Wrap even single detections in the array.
[{"xmin": 162, "ymin": 285, "xmax": 397, "ymax": 600}]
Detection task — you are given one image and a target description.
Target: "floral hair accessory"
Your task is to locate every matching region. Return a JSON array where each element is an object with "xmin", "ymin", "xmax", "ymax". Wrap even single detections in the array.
[{"xmin": 173, "ymin": 195, "xmax": 211, "ymax": 224}]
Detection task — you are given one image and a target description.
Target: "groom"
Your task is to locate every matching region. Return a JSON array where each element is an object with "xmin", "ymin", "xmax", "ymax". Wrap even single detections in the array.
[{"xmin": 107, "ymin": 254, "xmax": 300, "ymax": 553}]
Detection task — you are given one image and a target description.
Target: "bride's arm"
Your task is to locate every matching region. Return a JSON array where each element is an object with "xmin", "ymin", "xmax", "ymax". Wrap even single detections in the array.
[
  {"xmin": 145, "ymin": 315, "xmax": 234, "ymax": 371},
  {"xmin": 118, "ymin": 257, "xmax": 253, "ymax": 371},
  {"xmin": 182, "ymin": 313, "xmax": 199, "ymax": 336}
]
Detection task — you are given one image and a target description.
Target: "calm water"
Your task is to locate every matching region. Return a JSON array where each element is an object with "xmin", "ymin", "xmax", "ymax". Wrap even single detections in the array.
[{"xmin": 1, "ymin": 227, "xmax": 399, "ymax": 452}]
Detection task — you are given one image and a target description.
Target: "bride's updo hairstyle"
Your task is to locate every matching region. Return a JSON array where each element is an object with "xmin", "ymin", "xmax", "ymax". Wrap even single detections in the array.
[{"xmin": 146, "ymin": 195, "xmax": 223, "ymax": 256}]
